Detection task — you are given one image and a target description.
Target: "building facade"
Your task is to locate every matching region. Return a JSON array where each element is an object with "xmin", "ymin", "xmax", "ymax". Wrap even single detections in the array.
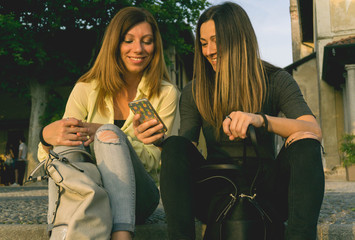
[{"xmin": 287, "ymin": 0, "xmax": 355, "ymax": 180}]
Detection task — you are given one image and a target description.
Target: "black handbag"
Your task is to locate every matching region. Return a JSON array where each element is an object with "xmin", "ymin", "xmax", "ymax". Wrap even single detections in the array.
[{"xmin": 197, "ymin": 126, "xmax": 284, "ymax": 240}]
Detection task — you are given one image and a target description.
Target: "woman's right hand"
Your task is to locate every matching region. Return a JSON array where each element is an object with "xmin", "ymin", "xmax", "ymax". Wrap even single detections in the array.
[
  {"xmin": 132, "ymin": 114, "xmax": 165, "ymax": 145},
  {"xmin": 222, "ymin": 111, "xmax": 264, "ymax": 140},
  {"xmin": 42, "ymin": 117, "xmax": 89, "ymax": 147}
]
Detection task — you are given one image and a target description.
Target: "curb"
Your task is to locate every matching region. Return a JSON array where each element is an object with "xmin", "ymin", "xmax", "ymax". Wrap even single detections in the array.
[
  {"xmin": 0, "ymin": 223, "xmax": 204, "ymax": 240},
  {"xmin": 317, "ymin": 223, "xmax": 355, "ymax": 240},
  {"xmin": 0, "ymin": 225, "xmax": 48, "ymax": 240},
  {"xmin": 0, "ymin": 223, "xmax": 354, "ymax": 240}
]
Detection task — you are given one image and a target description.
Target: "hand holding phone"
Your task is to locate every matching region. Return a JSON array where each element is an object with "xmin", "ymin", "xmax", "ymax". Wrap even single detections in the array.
[{"xmin": 128, "ymin": 98, "xmax": 167, "ymax": 134}]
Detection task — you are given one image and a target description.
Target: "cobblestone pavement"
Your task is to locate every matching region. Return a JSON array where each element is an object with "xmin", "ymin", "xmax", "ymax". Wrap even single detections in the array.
[
  {"xmin": 0, "ymin": 184, "xmax": 166, "ymax": 225},
  {"xmin": 0, "ymin": 186, "xmax": 47, "ymax": 225},
  {"xmin": 0, "ymin": 181, "xmax": 354, "ymax": 225},
  {"xmin": 318, "ymin": 181, "xmax": 355, "ymax": 225}
]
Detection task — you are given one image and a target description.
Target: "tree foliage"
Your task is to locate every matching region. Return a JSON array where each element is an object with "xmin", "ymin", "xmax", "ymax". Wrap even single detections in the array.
[
  {"xmin": 140, "ymin": 0, "xmax": 208, "ymax": 54},
  {"xmin": 340, "ymin": 134, "xmax": 355, "ymax": 167},
  {"xmin": 0, "ymin": 0, "xmax": 209, "ymax": 124},
  {"xmin": 0, "ymin": 0, "xmax": 130, "ymax": 90}
]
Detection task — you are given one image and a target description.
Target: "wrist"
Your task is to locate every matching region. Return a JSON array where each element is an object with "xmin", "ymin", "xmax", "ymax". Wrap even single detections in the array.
[
  {"xmin": 255, "ymin": 112, "xmax": 268, "ymax": 132},
  {"xmin": 39, "ymin": 127, "xmax": 52, "ymax": 147},
  {"xmin": 153, "ymin": 134, "xmax": 166, "ymax": 147}
]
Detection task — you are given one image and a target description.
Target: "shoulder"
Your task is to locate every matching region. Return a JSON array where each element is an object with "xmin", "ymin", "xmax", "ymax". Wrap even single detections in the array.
[
  {"xmin": 183, "ymin": 80, "xmax": 193, "ymax": 89},
  {"xmin": 73, "ymin": 80, "xmax": 98, "ymax": 92},
  {"xmin": 70, "ymin": 80, "xmax": 99, "ymax": 99},
  {"xmin": 267, "ymin": 68, "xmax": 292, "ymax": 82},
  {"xmin": 181, "ymin": 80, "xmax": 193, "ymax": 96},
  {"xmin": 160, "ymin": 80, "xmax": 180, "ymax": 98},
  {"xmin": 160, "ymin": 80, "xmax": 178, "ymax": 90},
  {"xmin": 267, "ymin": 69, "xmax": 298, "ymax": 90},
  {"xmin": 180, "ymin": 81, "xmax": 196, "ymax": 107},
  {"xmin": 262, "ymin": 61, "xmax": 293, "ymax": 85}
]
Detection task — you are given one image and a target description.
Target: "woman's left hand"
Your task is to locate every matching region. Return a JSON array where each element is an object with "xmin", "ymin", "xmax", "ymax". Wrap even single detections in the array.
[
  {"xmin": 132, "ymin": 114, "xmax": 165, "ymax": 145},
  {"xmin": 222, "ymin": 111, "xmax": 264, "ymax": 141}
]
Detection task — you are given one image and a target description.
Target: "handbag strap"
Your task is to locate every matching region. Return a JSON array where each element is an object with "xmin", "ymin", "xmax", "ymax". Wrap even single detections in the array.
[
  {"xmin": 46, "ymin": 149, "xmax": 94, "ymax": 172},
  {"xmin": 49, "ymin": 149, "xmax": 94, "ymax": 162},
  {"xmin": 25, "ymin": 160, "xmax": 48, "ymax": 184},
  {"xmin": 25, "ymin": 148, "xmax": 94, "ymax": 184},
  {"xmin": 197, "ymin": 175, "xmax": 238, "ymax": 222},
  {"xmin": 240, "ymin": 125, "xmax": 262, "ymax": 196}
]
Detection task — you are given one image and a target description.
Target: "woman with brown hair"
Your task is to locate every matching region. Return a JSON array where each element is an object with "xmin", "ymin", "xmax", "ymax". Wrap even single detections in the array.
[
  {"xmin": 160, "ymin": 2, "xmax": 324, "ymax": 239},
  {"xmin": 39, "ymin": 6, "xmax": 179, "ymax": 240}
]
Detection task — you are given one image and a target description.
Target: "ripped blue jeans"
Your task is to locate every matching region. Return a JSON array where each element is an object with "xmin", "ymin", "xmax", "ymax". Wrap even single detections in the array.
[{"xmin": 51, "ymin": 124, "xmax": 159, "ymax": 234}]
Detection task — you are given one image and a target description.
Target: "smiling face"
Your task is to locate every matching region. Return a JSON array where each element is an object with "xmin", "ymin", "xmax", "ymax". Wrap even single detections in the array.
[
  {"xmin": 200, "ymin": 20, "xmax": 217, "ymax": 71},
  {"xmin": 120, "ymin": 21, "xmax": 155, "ymax": 76}
]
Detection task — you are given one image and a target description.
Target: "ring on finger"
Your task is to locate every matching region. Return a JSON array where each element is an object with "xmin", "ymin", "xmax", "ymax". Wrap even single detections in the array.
[{"xmin": 225, "ymin": 115, "xmax": 232, "ymax": 121}]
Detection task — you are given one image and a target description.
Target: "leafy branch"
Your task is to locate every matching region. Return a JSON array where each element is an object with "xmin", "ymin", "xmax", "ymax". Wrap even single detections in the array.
[{"xmin": 340, "ymin": 134, "xmax": 355, "ymax": 167}]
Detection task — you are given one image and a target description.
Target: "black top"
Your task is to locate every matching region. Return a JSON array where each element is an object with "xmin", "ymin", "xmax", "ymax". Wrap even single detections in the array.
[
  {"xmin": 179, "ymin": 69, "xmax": 313, "ymax": 162},
  {"xmin": 114, "ymin": 120, "xmax": 126, "ymax": 128}
]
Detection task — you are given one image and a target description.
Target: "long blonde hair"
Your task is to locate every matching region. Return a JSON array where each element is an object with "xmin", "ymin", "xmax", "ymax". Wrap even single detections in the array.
[
  {"xmin": 78, "ymin": 7, "xmax": 170, "ymax": 113},
  {"xmin": 193, "ymin": 2, "xmax": 267, "ymax": 135}
]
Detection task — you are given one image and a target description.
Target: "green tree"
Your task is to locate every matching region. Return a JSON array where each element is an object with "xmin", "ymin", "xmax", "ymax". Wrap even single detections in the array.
[
  {"xmin": 0, "ymin": 0, "xmax": 209, "ymax": 174},
  {"xmin": 340, "ymin": 134, "xmax": 355, "ymax": 167}
]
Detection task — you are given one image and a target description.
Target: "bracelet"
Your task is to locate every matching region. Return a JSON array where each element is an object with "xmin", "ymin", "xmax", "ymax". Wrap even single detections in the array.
[
  {"xmin": 255, "ymin": 112, "xmax": 268, "ymax": 132},
  {"xmin": 39, "ymin": 127, "xmax": 52, "ymax": 147}
]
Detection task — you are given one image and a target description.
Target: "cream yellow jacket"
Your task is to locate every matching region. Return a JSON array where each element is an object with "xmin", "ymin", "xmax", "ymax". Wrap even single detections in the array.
[{"xmin": 38, "ymin": 76, "xmax": 180, "ymax": 172}]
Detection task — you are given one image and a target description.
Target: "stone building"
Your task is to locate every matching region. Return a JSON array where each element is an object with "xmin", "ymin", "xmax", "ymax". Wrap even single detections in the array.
[{"xmin": 286, "ymin": 0, "xmax": 355, "ymax": 180}]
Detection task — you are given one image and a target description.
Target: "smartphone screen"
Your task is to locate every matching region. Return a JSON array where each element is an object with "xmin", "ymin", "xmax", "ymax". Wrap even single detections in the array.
[{"xmin": 128, "ymin": 98, "xmax": 168, "ymax": 133}]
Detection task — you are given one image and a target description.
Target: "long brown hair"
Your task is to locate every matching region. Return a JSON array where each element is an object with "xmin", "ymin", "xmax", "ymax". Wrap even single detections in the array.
[
  {"xmin": 193, "ymin": 2, "xmax": 267, "ymax": 135},
  {"xmin": 78, "ymin": 7, "xmax": 170, "ymax": 113}
]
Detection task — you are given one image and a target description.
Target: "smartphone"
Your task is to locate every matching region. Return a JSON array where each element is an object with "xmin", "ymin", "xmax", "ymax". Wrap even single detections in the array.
[{"xmin": 128, "ymin": 98, "xmax": 168, "ymax": 133}]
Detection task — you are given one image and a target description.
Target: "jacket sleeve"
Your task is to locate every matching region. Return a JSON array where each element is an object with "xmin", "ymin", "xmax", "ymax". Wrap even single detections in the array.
[
  {"xmin": 62, "ymin": 82, "xmax": 91, "ymax": 120},
  {"xmin": 37, "ymin": 83, "xmax": 91, "ymax": 162}
]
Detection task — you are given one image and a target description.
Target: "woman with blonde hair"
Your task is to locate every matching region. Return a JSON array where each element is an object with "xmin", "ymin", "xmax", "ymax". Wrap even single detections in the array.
[
  {"xmin": 39, "ymin": 6, "xmax": 179, "ymax": 240},
  {"xmin": 160, "ymin": 2, "xmax": 324, "ymax": 239}
]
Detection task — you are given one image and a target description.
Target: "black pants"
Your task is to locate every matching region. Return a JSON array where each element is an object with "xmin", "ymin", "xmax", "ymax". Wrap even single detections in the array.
[
  {"xmin": 160, "ymin": 136, "xmax": 324, "ymax": 240},
  {"xmin": 15, "ymin": 160, "xmax": 27, "ymax": 185}
]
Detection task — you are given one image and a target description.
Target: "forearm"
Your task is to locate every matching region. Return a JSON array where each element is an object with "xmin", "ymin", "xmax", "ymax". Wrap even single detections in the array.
[{"xmin": 266, "ymin": 114, "xmax": 322, "ymax": 140}]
